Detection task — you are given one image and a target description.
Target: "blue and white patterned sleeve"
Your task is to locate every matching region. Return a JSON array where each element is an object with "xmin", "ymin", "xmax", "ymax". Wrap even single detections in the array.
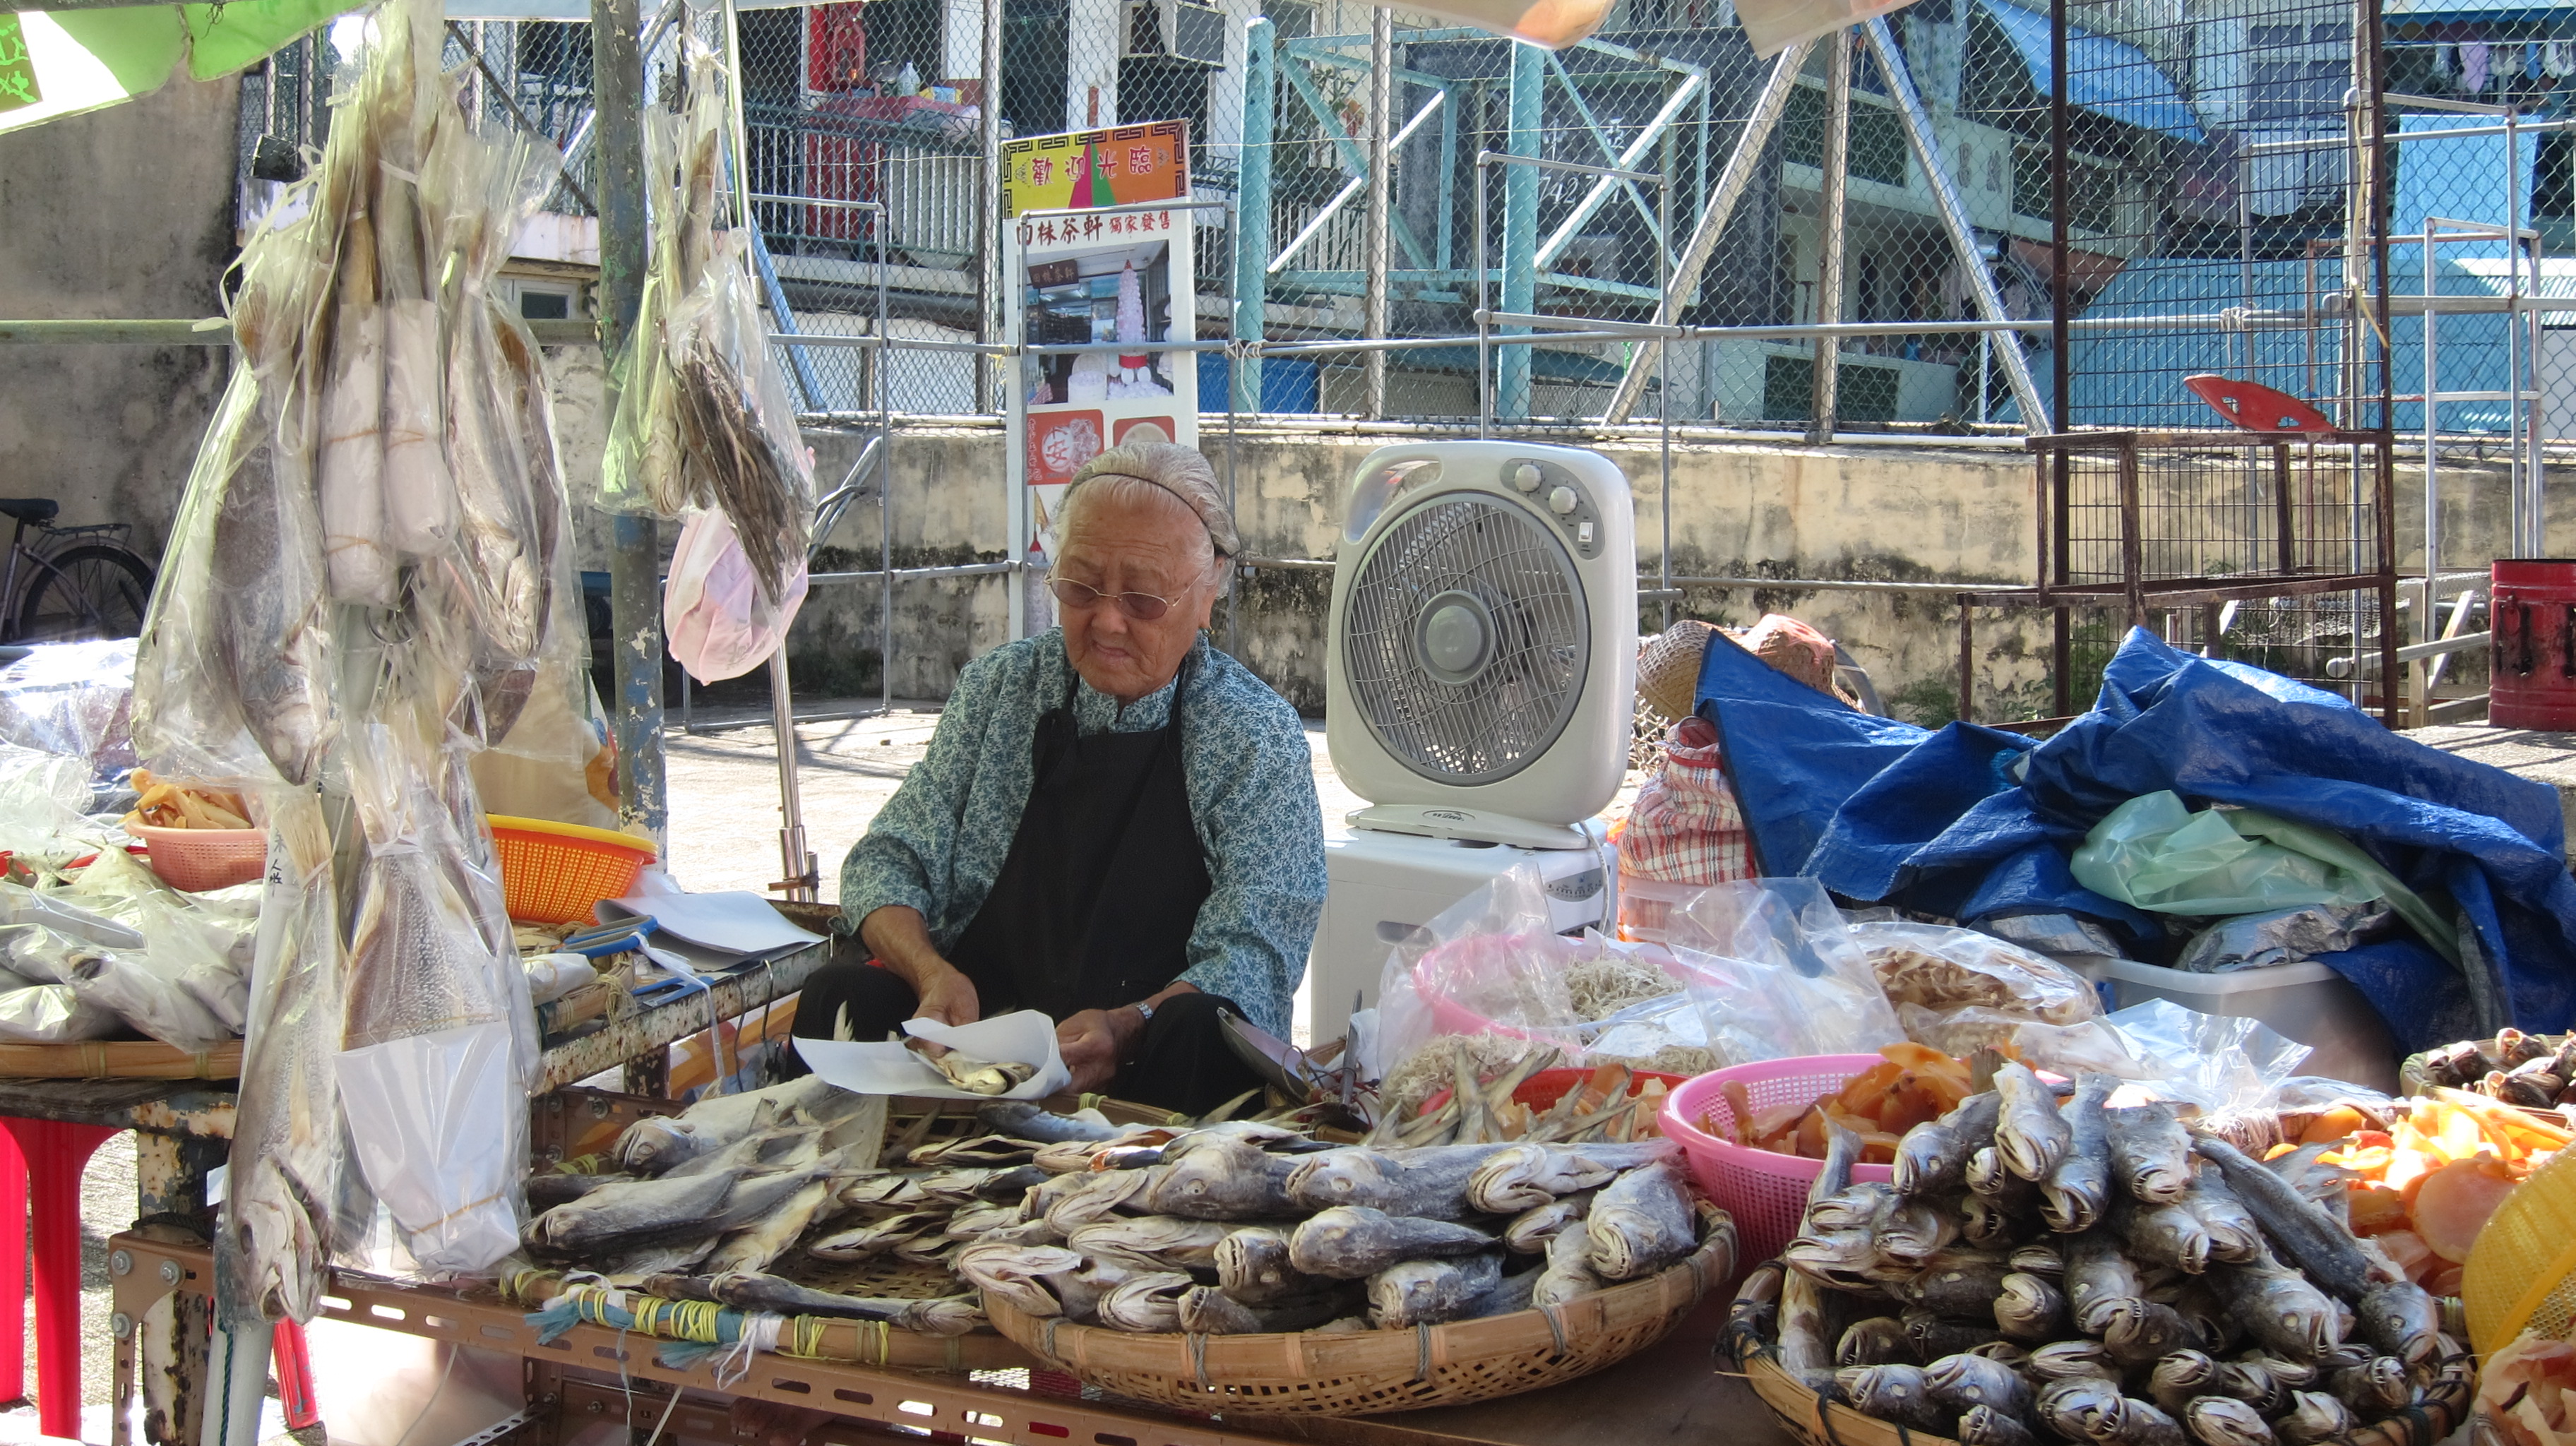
[
  {"xmin": 837, "ymin": 647, "xmax": 1010, "ymax": 938},
  {"xmin": 1176, "ymin": 671, "xmax": 1326, "ymax": 1038}
]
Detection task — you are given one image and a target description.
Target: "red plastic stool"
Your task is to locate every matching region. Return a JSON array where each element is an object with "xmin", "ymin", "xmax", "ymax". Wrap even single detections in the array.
[
  {"xmin": 2183, "ymin": 374, "xmax": 2337, "ymax": 433},
  {"xmin": 0, "ymin": 1117, "xmax": 119, "ymax": 1438}
]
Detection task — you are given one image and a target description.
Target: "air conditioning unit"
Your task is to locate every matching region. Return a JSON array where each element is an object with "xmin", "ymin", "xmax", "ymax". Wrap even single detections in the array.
[{"xmin": 1123, "ymin": 0, "xmax": 1227, "ymax": 65}]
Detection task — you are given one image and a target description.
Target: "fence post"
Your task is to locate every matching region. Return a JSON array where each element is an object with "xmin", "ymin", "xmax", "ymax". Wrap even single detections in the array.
[
  {"xmin": 1362, "ymin": 9, "xmax": 1393, "ymax": 419},
  {"xmin": 1233, "ymin": 18, "xmax": 1274, "ymax": 415},
  {"xmin": 593, "ymin": 0, "xmax": 666, "ymax": 844},
  {"xmin": 979, "ymin": 0, "xmax": 1006, "ymax": 414},
  {"xmin": 1498, "ymin": 43, "xmax": 1544, "ymax": 420},
  {"xmin": 1808, "ymin": 28, "xmax": 1852, "ymax": 443}
]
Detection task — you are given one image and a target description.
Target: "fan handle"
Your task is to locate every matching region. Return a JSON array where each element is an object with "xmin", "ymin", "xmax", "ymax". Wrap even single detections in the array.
[{"xmin": 1340, "ymin": 445, "xmax": 1458, "ymax": 544}]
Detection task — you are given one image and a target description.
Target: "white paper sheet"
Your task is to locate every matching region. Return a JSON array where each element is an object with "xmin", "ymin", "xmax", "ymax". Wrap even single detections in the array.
[
  {"xmin": 790, "ymin": 1008, "xmax": 1071, "ymax": 1100},
  {"xmin": 595, "ymin": 886, "xmax": 825, "ymax": 963}
]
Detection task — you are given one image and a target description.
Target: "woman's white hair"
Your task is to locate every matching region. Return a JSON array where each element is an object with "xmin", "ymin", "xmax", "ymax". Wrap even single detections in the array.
[{"xmin": 1054, "ymin": 441, "xmax": 1239, "ymax": 561}]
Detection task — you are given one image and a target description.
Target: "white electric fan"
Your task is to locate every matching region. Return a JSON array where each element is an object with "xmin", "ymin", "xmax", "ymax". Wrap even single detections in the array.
[{"xmin": 1325, "ymin": 441, "xmax": 1638, "ymax": 848}]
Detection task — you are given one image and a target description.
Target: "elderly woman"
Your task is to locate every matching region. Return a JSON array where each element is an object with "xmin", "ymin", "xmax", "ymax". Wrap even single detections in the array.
[{"xmin": 788, "ymin": 442, "xmax": 1328, "ymax": 1113}]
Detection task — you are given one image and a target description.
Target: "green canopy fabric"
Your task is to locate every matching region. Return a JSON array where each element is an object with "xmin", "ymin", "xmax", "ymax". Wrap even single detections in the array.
[{"xmin": 1, "ymin": 0, "xmax": 351, "ymax": 134}]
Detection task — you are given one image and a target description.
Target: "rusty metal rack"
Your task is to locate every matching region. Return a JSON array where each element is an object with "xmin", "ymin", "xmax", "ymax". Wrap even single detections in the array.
[{"xmin": 1954, "ymin": 428, "xmax": 2402, "ymax": 729}]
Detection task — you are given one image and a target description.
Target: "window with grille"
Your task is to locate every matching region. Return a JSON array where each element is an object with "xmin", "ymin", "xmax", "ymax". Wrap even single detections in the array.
[
  {"xmin": 2248, "ymin": 20, "xmax": 2349, "ymax": 126},
  {"xmin": 2014, "ymin": 143, "xmax": 2121, "ymax": 234},
  {"xmin": 1784, "ymin": 83, "xmax": 1910, "ymax": 187}
]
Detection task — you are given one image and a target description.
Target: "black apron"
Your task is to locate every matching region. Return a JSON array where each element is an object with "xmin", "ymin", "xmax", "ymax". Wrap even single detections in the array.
[{"xmin": 945, "ymin": 653, "xmax": 1213, "ymax": 1020}]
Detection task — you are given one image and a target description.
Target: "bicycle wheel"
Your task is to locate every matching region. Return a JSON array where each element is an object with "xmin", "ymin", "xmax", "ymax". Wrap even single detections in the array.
[{"xmin": 16, "ymin": 544, "xmax": 156, "ymax": 643}]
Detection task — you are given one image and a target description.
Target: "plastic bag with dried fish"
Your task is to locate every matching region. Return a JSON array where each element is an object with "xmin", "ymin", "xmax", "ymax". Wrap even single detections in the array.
[
  {"xmin": 1666, "ymin": 878, "xmax": 1905, "ymax": 1067},
  {"xmin": 662, "ymin": 237, "xmax": 816, "ymax": 607},
  {"xmin": 131, "ymin": 368, "xmax": 338, "ymax": 790},
  {"xmin": 1849, "ymin": 919, "xmax": 2102, "ymax": 1033},
  {"xmin": 599, "ymin": 52, "xmax": 727, "ymax": 518},
  {"xmin": 218, "ymin": 789, "xmax": 350, "ymax": 1325},
  {"xmin": 333, "ymin": 691, "xmax": 535, "ymax": 1277}
]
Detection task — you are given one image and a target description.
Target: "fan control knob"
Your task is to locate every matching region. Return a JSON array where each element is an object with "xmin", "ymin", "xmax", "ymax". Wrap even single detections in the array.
[
  {"xmin": 1510, "ymin": 462, "xmax": 1543, "ymax": 493},
  {"xmin": 1547, "ymin": 486, "xmax": 1578, "ymax": 516}
]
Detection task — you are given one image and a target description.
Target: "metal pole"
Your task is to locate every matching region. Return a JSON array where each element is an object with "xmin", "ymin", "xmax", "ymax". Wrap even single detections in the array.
[
  {"xmin": 595, "ymin": 0, "xmax": 666, "ymax": 844},
  {"xmin": 1498, "ymin": 45, "xmax": 1544, "ymax": 420},
  {"xmin": 1657, "ymin": 135, "xmax": 1673, "ymax": 633},
  {"xmin": 1234, "ymin": 19, "xmax": 1275, "ymax": 415},
  {"xmin": 979, "ymin": 0, "xmax": 1006, "ymax": 414},
  {"xmin": 1476, "ymin": 146, "xmax": 1491, "ymax": 437},
  {"xmin": 1863, "ymin": 18, "xmax": 2047, "ymax": 430},
  {"xmin": 719, "ymin": 0, "xmax": 755, "ymax": 246},
  {"xmin": 1603, "ymin": 40, "xmax": 1809, "ymax": 424},
  {"xmin": 1363, "ymin": 9, "xmax": 1394, "ymax": 420},
  {"xmin": 880, "ymin": 204, "xmax": 895, "ymax": 725},
  {"xmin": 1808, "ymin": 30, "xmax": 1852, "ymax": 444},
  {"xmin": 2508, "ymin": 110, "xmax": 2525, "ymax": 554},
  {"xmin": 2424, "ymin": 217, "xmax": 2440, "ymax": 587}
]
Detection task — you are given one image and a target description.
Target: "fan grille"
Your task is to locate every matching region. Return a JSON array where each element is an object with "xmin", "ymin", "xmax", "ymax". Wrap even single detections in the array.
[{"xmin": 1342, "ymin": 492, "xmax": 1590, "ymax": 785}]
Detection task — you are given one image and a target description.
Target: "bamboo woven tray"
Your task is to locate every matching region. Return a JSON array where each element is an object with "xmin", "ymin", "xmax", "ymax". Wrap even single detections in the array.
[
  {"xmin": 986, "ymin": 1205, "xmax": 1738, "ymax": 1416},
  {"xmin": 504, "ymin": 1267, "xmax": 1033, "ymax": 1373},
  {"xmin": 1724, "ymin": 1263, "xmax": 2477, "ymax": 1446},
  {"xmin": 0, "ymin": 1039, "xmax": 241, "ymax": 1079}
]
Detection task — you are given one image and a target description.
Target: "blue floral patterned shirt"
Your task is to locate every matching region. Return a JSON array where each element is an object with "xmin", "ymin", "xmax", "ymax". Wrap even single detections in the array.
[{"xmin": 839, "ymin": 630, "xmax": 1324, "ymax": 1037}]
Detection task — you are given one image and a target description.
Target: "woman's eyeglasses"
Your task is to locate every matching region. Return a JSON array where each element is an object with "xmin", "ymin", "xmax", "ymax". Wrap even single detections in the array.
[{"xmin": 1046, "ymin": 574, "xmax": 1181, "ymax": 621}]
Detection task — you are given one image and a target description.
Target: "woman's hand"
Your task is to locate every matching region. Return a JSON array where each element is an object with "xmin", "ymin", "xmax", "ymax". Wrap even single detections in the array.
[
  {"xmin": 912, "ymin": 967, "xmax": 981, "ymax": 1028},
  {"xmin": 859, "ymin": 905, "xmax": 980, "ymax": 1026},
  {"xmin": 1054, "ymin": 1008, "xmax": 1140, "ymax": 1095}
]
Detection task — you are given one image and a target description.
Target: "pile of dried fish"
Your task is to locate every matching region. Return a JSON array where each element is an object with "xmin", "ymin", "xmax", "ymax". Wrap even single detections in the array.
[
  {"xmin": 1370, "ymin": 1049, "xmax": 1671, "ymax": 1149},
  {"xmin": 2409, "ymin": 1029, "xmax": 2576, "ymax": 1111},
  {"xmin": 1758, "ymin": 1063, "xmax": 2450, "ymax": 1446},
  {"xmin": 954, "ymin": 1100, "xmax": 1708, "ymax": 1334}
]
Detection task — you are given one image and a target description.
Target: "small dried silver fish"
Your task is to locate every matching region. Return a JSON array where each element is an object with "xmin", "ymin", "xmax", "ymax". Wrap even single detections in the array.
[
  {"xmin": 2182, "ymin": 1397, "xmax": 2276, "ymax": 1446},
  {"xmin": 2183, "ymin": 1173, "xmax": 2267, "ymax": 1266},
  {"xmin": 1895, "ymin": 1093, "xmax": 2003, "ymax": 1199},
  {"xmin": 1837, "ymin": 1364, "xmax": 1949, "ymax": 1431},
  {"xmin": 1044, "ymin": 1168, "xmax": 1157, "ymax": 1234},
  {"xmin": 1465, "ymin": 1141, "xmax": 1669, "ymax": 1214},
  {"xmin": 1924, "ymin": 1352, "xmax": 2034, "ymax": 1418},
  {"xmin": 1837, "ymin": 1317, "xmax": 1914, "ymax": 1368},
  {"xmin": 1583, "ymin": 1161, "xmax": 1696, "ymax": 1281},
  {"xmin": 1286, "ymin": 1143, "xmax": 1512, "ymax": 1220},
  {"xmin": 1290, "ymin": 1207, "xmax": 1496, "ymax": 1279},
  {"xmin": 906, "ymin": 1036, "xmax": 1037, "ymax": 1096},
  {"xmin": 977, "ymin": 1100, "xmax": 1135, "ymax": 1144},
  {"xmin": 1960, "ymin": 1405, "xmax": 2039, "ymax": 1446},
  {"xmin": 1502, "ymin": 1189, "xmax": 1597, "ymax": 1253},
  {"xmin": 1147, "ymin": 1136, "xmax": 1301, "ymax": 1219},
  {"xmin": 1995, "ymin": 1271, "xmax": 2068, "ymax": 1341},
  {"xmin": 2325, "ymin": 1355, "xmax": 2413, "ymax": 1414},
  {"xmin": 2205, "ymin": 1255, "xmax": 2342, "ymax": 1361},
  {"xmin": 2105, "ymin": 1102, "xmax": 2195, "ymax": 1205},
  {"xmin": 1215, "ymin": 1225, "xmax": 1325, "ymax": 1306},
  {"xmin": 2042, "ymin": 1076, "xmax": 2115, "ymax": 1233},
  {"xmin": 1095, "ymin": 1271, "xmax": 1195, "ymax": 1332},
  {"xmin": 2026, "ymin": 1339, "xmax": 2118, "ymax": 1382},
  {"xmin": 2063, "ymin": 1228, "xmax": 2146, "ymax": 1330},
  {"xmin": 2273, "ymin": 1391, "xmax": 2349, "ymax": 1446},
  {"xmin": 1880, "ymin": 1198, "xmax": 1963, "ymax": 1267},
  {"xmin": 954, "ymin": 1241, "xmax": 1087, "ymax": 1317},
  {"xmin": 2100, "ymin": 1298, "xmax": 2198, "ymax": 1365},
  {"xmin": 1532, "ymin": 1218, "xmax": 1605, "ymax": 1307},
  {"xmin": 1065, "ymin": 1215, "xmax": 1236, "ymax": 1273},
  {"xmin": 2039, "ymin": 1376, "xmax": 2125, "ymax": 1441},
  {"xmin": 2115, "ymin": 1195, "xmax": 2217, "ymax": 1275},
  {"xmin": 907, "ymin": 1134, "xmax": 1044, "ymax": 1169},
  {"xmin": 1993, "ymin": 1062, "xmax": 2072, "ymax": 1183},
  {"xmin": 1368, "ymin": 1252, "xmax": 1503, "ymax": 1328},
  {"xmin": 2147, "ymin": 1350, "xmax": 2224, "ymax": 1418},
  {"xmin": 1779, "ymin": 1122, "xmax": 1861, "ymax": 1390},
  {"xmin": 809, "ymin": 1209, "xmax": 948, "ymax": 1262},
  {"xmin": 1176, "ymin": 1285, "xmax": 1349, "ymax": 1334},
  {"xmin": 1893, "ymin": 1250, "xmax": 2015, "ymax": 1317}
]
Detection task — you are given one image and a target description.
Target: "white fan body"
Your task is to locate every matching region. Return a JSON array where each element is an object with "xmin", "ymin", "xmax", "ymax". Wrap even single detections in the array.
[{"xmin": 1323, "ymin": 441, "xmax": 1637, "ymax": 850}]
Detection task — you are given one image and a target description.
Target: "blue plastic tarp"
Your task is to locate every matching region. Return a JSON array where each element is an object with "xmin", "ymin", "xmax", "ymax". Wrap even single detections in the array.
[{"xmin": 1695, "ymin": 626, "xmax": 2576, "ymax": 1051}]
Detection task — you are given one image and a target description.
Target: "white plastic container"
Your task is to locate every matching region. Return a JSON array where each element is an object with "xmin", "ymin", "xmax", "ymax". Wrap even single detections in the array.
[
  {"xmin": 2098, "ymin": 957, "xmax": 2400, "ymax": 1094},
  {"xmin": 1616, "ymin": 876, "xmax": 1701, "ymax": 945}
]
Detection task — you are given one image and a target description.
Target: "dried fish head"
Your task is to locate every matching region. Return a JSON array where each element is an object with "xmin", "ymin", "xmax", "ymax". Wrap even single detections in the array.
[
  {"xmin": 1924, "ymin": 1352, "xmax": 2034, "ymax": 1418},
  {"xmin": 2356, "ymin": 1279, "xmax": 2440, "ymax": 1365},
  {"xmin": 2274, "ymin": 1391, "xmax": 2350, "ymax": 1446},
  {"xmin": 1836, "ymin": 1365, "xmax": 1949, "ymax": 1431},
  {"xmin": 1094, "ymin": 1270, "xmax": 1195, "ymax": 1332},
  {"xmin": 1837, "ymin": 1317, "xmax": 1914, "ymax": 1368},
  {"xmin": 2183, "ymin": 1396, "xmax": 2276, "ymax": 1446},
  {"xmin": 1995, "ymin": 1271, "xmax": 2068, "ymax": 1341},
  {"xmin": 1895, "ymin": 1094, "xmax": 2000, "ymax": 1199},
  {"xmin": 2039, "ymin": 1375, "xmax": 2125, "ymax": 1440},
  {"xmin": 1147, "ymin": 1136, "xmax": 1298, "ymax": 1219},
  {"xmin": 1957, "ymin": 1404, "xmax": 2039, "ymax": 1446},
  {"xmin": 1582, "ymin": 1161, "xmax": 1695, "ymax": 1281},
  {"xmin": 1993, "ymin": 1063, "xmax": 2072, "ymax": 1183},
  {"xmin": 2026, "ymin": 1339, "xmax": 2118, "ymax": 1382}
]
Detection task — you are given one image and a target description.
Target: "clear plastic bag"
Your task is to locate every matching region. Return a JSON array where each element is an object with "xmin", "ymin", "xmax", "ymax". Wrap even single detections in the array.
[
  {"xmin": 1850, "ymin": 920, "xmax": 2104, "ymax": 1026},
  {"xmin": 666, "ymin": 237, "xmax": 816, "ymax": 605},
  {"xmin": 1373, "ymin": 866, "xmax": 1592, "ymax": 1114},
  {"xmin": 600, "ymin": 52, "xmax": 726, "ymax": 518},
  {"xmin": 1666, "ymin": 878, "xmax": 1907, "ymax": 1065},
  {"xmin": 0, "ymin": 984, "xmax": 121, "ymax": 1044},
  {"xmin": 664, "ymin": 506, "xmax": 811, "ymax": 684},
  {"xmin": 0, "ymin": 640, "xmax": 138, "ymax": 778}
]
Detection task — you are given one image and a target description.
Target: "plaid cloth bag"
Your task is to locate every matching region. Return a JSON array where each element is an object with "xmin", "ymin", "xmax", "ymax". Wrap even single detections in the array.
[{"xmin": 1612, "ymin": 715, "xmax": 1753, "ymax": 940}]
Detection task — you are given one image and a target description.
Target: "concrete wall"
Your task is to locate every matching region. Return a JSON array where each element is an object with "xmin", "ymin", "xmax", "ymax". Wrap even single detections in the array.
[{"xmin": 0, "ymin": 74, "xmax": 242, "ymax": 563}]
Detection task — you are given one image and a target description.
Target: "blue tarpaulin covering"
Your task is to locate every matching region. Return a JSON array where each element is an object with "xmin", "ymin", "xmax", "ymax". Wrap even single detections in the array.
[
  {"xmin": 1974, "ymin": 0, "xmax": 2207, "ymax": 142},
  {"xmin": 1695, "ymin": 626, "xmax": 2576, "ymax": 1051}
]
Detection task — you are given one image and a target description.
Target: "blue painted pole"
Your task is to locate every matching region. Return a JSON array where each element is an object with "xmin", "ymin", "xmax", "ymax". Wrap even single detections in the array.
[
  {"xmin": 1498, "ymin": 42, "xmax": 1543, "ymax": 419},
  {"xmin": 1233, "ymin": 18, "xmax": 1275, "ymax": 414}
]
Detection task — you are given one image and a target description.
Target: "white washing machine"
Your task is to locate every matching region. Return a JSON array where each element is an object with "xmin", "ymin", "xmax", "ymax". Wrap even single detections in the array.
[{"xmin": 1304, "ymin": 823, "xmax": 1615, "ymax": 1044}]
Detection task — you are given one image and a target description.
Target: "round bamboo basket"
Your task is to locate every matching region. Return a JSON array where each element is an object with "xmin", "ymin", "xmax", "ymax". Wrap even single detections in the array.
[
  {"xmin": 985, "ymin": 1207, "xmax": 1736, "ymax": 1416},
  {"xmin": 1724, "ymin": 1264, "xmax": 2479, "ymax": 1446}
]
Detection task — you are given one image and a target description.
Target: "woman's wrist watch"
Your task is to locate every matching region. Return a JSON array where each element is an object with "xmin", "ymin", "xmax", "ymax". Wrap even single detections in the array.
[{"xmin": 1128, "ymin": 1000, "xmax": 1155, "ymax": 1026}]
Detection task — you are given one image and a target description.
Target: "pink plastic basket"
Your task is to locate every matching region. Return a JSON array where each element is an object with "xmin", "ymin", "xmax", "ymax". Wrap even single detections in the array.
[
  {"xmin": 124, "ymin": 822, "xmax": 266, "ymax": 892},
  {"xmin": 1659, "ymin": 1054, "xmax": 1895, "ymax": 1269}
]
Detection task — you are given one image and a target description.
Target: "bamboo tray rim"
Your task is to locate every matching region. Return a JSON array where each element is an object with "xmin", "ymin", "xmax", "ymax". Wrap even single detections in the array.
[{"xmin": 0, "ymin": 1039, "xmax": 241, "ymax": 1080}]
